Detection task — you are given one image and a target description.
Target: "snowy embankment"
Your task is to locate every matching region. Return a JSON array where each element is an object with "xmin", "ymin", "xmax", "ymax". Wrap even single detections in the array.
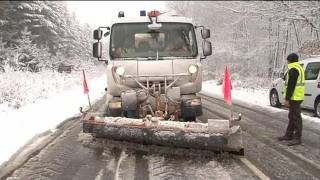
[
  {"xmin": 202, "ymin": 80, "xmax": 270, "ymax": 106},
  {"xmin": 202, "ymin": 80, "xmax": 320, "ymax": 124},
  {"xmin": 0, "ymin": 67, "xmax": 106, "ymax": 165}
]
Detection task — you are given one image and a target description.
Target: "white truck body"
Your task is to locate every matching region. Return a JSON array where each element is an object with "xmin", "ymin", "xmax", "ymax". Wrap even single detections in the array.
[
  {"xmin": 83, "ymin": 10, "xmax": 244, "ymax": 154},
  {"xmin": 105, "ymin": 15, "xmax": 203, "ymax": 97}
]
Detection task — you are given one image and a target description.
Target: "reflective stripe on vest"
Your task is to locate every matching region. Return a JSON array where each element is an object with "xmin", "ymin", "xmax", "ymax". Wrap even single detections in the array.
[{"xmin": 284, "ymin": 62, "xmax": 305, "ymax": 101}]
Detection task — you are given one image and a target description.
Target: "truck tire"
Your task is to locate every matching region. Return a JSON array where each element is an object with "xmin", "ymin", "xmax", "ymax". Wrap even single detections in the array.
[
  {"xmin": 315, "ymin": 99, "xmax": 320, "ymax": 118},
  {"xmin": 270, "ymin": 90, "xmax": 281, "ymax": 108}
]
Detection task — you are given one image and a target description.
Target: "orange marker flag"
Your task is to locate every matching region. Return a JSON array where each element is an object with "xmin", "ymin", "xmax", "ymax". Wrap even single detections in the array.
[
  {"xmin": 222, "ymin": 64, "xmax": 232, "ymax": 105},
  {"xmin": 82, "ymin": 70, "xmax": 92, "ymax": 109},
  {"xmin": 83, "ymin": 70, "xmax": 89, "ymax": 94}
]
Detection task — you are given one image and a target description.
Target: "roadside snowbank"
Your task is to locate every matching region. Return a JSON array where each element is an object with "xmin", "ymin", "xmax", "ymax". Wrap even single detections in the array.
[
  {"xmin": 202, "ymin": 80, "xmax": 269, "ymax": 107},
  {"xmin": 0, "ymin": 70, "xmax": 106, "ymax": 165},
  {"xmin": 202, "ymin": 80, "xmax": 320, "ymax": 123}
]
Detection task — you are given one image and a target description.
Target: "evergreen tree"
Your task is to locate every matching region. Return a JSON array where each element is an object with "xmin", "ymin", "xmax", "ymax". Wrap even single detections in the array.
[
  {"xmin": 0, "ymin": 1, "xmax": 95, "ymax": 71},
  {"xmin": 13, "ymin": 27, "xmax": 40, "ymax": 72}
]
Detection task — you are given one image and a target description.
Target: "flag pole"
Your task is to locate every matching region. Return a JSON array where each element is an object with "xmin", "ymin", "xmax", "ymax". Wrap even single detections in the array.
[
  {"xmin": 87, "ymin": 93, "xmax": 92, "ymax": 110},
  {"xmin": 230, "ymin": 83, "xmax": 233, "ymax": 121},
  {"xmin": 82, "ymin": 70, "xmax": 92, "ymax": 110},
  {"xmin": 230, "ymin": 104, "xmax": 233, "ymax": 120}
]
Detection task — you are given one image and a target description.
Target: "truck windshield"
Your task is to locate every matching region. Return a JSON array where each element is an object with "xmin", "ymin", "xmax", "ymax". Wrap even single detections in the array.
[{"xmin": 110, "ymin": 23, "xmax": 198, "ymax": 59}]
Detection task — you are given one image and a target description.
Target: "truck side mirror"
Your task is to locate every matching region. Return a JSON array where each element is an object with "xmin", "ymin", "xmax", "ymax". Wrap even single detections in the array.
[
  {"xmin": 202, "ymin": 40, "xmax": 212, "ymax": 57},
  {"xmin": 93, "ymin": 29, "xmax": 103, "ymax": 40},
  {"xmin": 201, "ymin": 28, "xmax": 210, "ymax": 39},
  {"xmin": 93, "ymin": 42, "xmax": 102, "ymax": 58}
]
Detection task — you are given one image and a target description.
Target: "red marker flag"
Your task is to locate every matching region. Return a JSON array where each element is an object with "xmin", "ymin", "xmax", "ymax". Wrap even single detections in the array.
[
  {"xmin": 82, "ymin": 70, "xmax": 89, "ymax": 94},
  {"xmin": 222, "ymin": 64, "xmax": 232, "ymax": 105}
]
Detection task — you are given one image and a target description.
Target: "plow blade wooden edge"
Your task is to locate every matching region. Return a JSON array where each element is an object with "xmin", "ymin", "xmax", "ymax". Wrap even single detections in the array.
[{"xmin": 82, "ymin": 117, "xmax": 244, "ymax": 155}]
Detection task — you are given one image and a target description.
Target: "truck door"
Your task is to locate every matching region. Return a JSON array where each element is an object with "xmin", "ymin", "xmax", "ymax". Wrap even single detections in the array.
[{"xmin": 303, "ymin": 62, "xmax": 320, "ymax": 109}]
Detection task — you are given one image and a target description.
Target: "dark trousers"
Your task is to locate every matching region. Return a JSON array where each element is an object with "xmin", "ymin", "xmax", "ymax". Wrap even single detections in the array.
[{"xmin": 285, "ymin": 100, "xmax": 303, "ymax": 139}]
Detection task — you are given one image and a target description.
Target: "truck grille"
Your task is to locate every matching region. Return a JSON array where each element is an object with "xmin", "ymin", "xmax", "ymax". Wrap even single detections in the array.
[{"xmin": 142, "ymin": 81, "xmax": 167, "ymax": 89}]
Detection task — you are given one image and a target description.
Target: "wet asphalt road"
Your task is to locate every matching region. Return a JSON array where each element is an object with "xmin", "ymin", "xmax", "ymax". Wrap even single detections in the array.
[
  {"xmin": 201, "ymin": 93, "xmax": 320, "ymax": 180},
  {"xmin": 4, "ymin": 121, "xmax": 257, "ymax": 180},
  {"xmin": 2, "ymin": 93, "xmax": 320, "ymax": 180}
]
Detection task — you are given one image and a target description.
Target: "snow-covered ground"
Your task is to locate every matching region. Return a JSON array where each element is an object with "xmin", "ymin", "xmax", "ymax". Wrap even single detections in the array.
[
  {"xmin": 1, "ymin": 78, "xmax": 319, "ymax": 166},
  {"xmin": 202, "ymin": 80, "xmax": 320, "ymax": 124},
  {"xmin": 202, "ymin": 80, "xmax": 270, "ymax": 106},
  {"xmin": 0, "ymin": 69, "xmax": 106, "ymax": 165}
]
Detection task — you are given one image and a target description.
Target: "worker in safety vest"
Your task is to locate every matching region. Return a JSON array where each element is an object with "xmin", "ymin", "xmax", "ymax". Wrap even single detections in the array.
[{"xmin": 278, "ymin": 53, "xmax": 305, "ymax": 146}]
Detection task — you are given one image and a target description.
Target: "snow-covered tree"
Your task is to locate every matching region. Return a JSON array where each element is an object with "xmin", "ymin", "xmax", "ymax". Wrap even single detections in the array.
[
  {"xmin": 0, "ymin": 1, "xmax": 95, "ymax": 71},
  {"xmin": 12, "ymin": 27, "xmax": 41, "ymax": 72},
  {"xmin": 167, "ymin": 1, "xmax": 320, "ymax": 81}
]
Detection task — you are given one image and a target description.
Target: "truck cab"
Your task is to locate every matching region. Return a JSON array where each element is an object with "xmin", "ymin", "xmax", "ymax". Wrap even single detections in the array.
[{"xmin": 93, "ymin": 10, "xmax": 212, "ymax": 121}]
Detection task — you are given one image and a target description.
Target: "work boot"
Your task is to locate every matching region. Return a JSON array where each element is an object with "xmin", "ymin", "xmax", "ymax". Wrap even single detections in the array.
[
  {"xmin": 277, "ymin": 136, "xmax": 292, "ymax": 141},
  {"xmin": 287, "ymin": 139, "xmax": 301, "ymax": 146}
]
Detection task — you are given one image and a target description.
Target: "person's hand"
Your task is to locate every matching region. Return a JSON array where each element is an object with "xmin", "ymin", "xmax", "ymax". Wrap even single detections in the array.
[{"xmin": 284, "ymin": 100, "xmax": 290, "ymax": 108}]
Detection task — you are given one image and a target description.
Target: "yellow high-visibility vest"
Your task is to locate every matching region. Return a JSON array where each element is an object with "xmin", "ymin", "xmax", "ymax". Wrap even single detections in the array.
[{"xmin": 284, "ymin": 62, "xmax": 305, "ymax": 101}]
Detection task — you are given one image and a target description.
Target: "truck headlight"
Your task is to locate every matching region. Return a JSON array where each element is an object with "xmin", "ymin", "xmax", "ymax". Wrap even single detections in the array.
[
  {"xmin": 188, "ymin": 64, "xmax": 198, "ymax": 74},
  {"xmin": 116, "ymin": 66, "xmax": 125, "ymax": 76}
]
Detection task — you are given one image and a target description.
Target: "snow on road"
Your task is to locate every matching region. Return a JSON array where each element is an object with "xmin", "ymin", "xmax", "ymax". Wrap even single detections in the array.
[
  {"xmin": 202, "ymin": 80, "xmax": 320, "ymax": 124},
  {"xmin": 1, "ymin": 78, "xmax": 319, "ymax": 166},
  {"xmin": 0, "ymin": 72, "xmax": 106, "ymax": 165},
  {"xmin": 202, "ymin": 80, "xmax": 270, "ymax": 107}
]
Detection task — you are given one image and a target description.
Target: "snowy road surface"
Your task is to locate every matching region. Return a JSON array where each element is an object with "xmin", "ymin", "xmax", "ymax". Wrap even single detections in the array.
[
  {"xmin": 1, "ymin": 79, "xmax": 320, "ymax": 180},
  {"xmin": 3, "ymin": 122, "xmax": 257, "ymax": 180},
  {"xmin": 1, "ymin": 93, "xmax": 320, "ymax": 180},
  {"xmin": 200, "ymin": 92, "xmax": 320, "ymax": 180},
  {"xmin": 1, "ymin": 98, "xmax": 258, "ymax": 180}
]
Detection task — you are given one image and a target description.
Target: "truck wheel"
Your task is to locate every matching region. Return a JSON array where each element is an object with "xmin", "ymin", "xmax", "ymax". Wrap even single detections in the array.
[
  {"xmin": 270, "ymin": 90, "xmax": 280, "ymax": 108},
  {"xmin": 315, "ymin": 99, "xmax": 320, "ymax": 118}
]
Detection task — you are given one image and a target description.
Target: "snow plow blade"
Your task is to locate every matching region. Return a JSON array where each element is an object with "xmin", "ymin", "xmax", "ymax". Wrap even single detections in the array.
[{"xmin": 82, "ymin": 114, "xmax": 244, "ymax": 155}]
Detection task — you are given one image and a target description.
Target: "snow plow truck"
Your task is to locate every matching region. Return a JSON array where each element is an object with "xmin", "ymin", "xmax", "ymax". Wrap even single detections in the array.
[{"xmin": 82, "ymin": 10, "xmax": 244, "ymax": 155}]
